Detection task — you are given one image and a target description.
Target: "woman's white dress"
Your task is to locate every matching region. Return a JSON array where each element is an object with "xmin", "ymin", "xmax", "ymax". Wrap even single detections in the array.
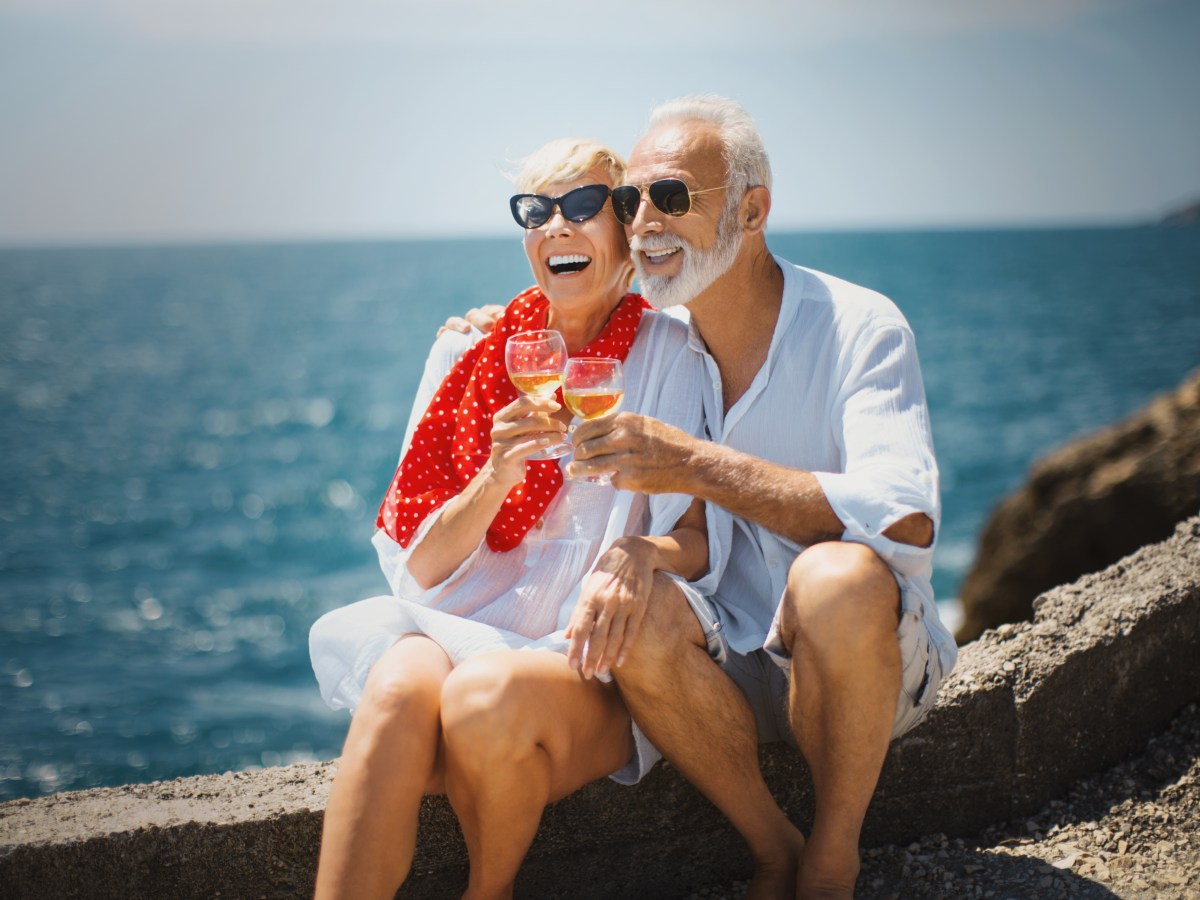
[{"xmin": 309, "ymin": 310, "xmax": 717, "ymax": 783}]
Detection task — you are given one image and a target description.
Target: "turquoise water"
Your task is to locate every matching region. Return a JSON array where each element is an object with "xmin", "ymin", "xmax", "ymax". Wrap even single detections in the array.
[{"xmin": 1, "ymin": 227, "xmax": 1198, "ymax": 800}]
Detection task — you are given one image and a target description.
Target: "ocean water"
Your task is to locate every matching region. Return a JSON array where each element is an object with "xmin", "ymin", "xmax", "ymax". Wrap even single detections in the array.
[{"xmin": 1, "ymin": 227, "xmax": 1198, "ymax": 801}]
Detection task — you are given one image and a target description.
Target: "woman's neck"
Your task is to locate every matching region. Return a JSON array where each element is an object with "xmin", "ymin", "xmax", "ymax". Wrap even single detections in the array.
[{"xmin": 545, "ymin": 289, "xmax": 626, "ymax": 353}]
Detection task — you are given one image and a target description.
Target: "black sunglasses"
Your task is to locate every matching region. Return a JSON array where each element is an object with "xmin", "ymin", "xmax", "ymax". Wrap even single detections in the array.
[
  {"xmin": 610, "ymin": 179, "xmax": 731, "ymax": 225},
  {"xmin": 509, "ymin": 183, "xmax": 612, "ymax": 229}
]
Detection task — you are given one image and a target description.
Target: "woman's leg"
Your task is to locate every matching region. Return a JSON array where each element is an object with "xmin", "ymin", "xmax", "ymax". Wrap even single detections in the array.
[
  {"xmin": 314, "ymin": 634, "xmax": 453, "ymax": 900},
  {"xmin": 439, "ymin": 650, "xmax": 634, "ymax": 900}
]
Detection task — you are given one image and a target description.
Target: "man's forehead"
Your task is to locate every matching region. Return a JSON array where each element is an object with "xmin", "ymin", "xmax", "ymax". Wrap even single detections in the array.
[{"xmin": 627, "ymin": 122, "xmax": 724, "ymax": 183}]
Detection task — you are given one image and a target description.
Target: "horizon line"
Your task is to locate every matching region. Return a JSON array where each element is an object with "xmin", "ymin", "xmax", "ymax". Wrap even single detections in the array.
[{"xmin": 0, "ymin": 215, "xmax": 1182, "ymax": 253}]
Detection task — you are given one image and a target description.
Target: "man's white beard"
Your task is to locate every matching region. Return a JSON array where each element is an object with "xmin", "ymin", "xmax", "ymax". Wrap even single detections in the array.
[{"xmin": 631, "ymin": 196, "xmax": 744, "ymax": 309}]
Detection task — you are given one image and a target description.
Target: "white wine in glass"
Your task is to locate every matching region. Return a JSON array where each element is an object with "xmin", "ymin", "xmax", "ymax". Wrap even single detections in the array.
[
  {"xmin": 563, "ymin": 357, "xmax": 623, "ymax": 484},
  {"xmin": 505, "ymin": 329, "xmax": 571, "ymax": 459}
]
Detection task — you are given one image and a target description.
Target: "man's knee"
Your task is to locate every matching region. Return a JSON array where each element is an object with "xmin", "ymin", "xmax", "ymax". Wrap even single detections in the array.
[
  {"xmin": 615, "ymin": 573, "xmax": 706, "ymax": 680},
  {"xmin": 780, "ymin": 542, "xmax": 900, "ymax": 651}
]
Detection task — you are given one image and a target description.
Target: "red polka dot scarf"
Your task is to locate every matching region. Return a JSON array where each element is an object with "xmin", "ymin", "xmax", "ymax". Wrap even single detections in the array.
[{"xmin": 377, "ymin": 286, "xmax": 650, "ymax": 552}]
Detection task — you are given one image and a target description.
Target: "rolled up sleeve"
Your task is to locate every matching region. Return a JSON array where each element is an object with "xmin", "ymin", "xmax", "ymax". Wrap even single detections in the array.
[{"xmin": 813, "ymin": 321, "xmax": 939, "ymax": 575}]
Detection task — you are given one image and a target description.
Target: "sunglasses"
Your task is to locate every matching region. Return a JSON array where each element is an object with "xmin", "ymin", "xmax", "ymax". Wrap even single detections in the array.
[
  {"xmin": 509, "ymin": 183, "xmax": 612, "ymax": 229},
  {"xmin": 610, "ymin": 179, "xmax": 731, "ymax": 225}
]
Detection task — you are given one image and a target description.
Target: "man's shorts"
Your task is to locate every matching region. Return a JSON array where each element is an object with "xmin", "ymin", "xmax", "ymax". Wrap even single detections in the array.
[{"xmin": 673, "ymin": 575, "xmax": 943, "ymax": 746}]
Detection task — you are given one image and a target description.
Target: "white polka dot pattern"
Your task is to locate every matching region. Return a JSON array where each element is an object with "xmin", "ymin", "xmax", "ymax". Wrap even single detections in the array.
[{"xmin": 377, "ymin": 287, "xmax": 650, "ymax": 552}]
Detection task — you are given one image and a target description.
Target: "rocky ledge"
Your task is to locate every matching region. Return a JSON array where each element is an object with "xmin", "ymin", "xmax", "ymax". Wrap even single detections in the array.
[
  {"xmin": 957, "ymin": 368, "xmax": 1200, "ymax": 643},
  {"xmin": 698, "ymin": 700, "xmax": 1200, "ymax": 899},
  {"xmin": 2, "ymin": 517, "xmax": 1198, "ymax": 899}
]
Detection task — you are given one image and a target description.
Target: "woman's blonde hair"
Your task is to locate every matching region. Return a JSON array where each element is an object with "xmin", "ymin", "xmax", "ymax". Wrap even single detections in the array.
[{"xmin": 512, "ymin": 138, "xmax": 627, "ymax": 194}]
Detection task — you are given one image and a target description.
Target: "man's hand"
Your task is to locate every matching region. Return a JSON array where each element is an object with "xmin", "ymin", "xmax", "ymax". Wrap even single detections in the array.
[
  {"xmin": 566, "ymin": 537, "xmax": 657, "ymax": 679},
  {"xmin": 567, "ymin": 412, "xmax": 698, "ymax": 495},
  {"xmin": 436, "ymin": 304, "xmax": 504, "ymax": 338}
]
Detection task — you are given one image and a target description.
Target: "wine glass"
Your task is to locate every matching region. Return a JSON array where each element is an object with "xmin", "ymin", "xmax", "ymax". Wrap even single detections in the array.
[
  {"xmin": 505, "ymin": 329, "xmax": 572, "ymax": 459},
  {"xmin": 563, "ymin": 357, "xmax": 624, "ymax": 484}
]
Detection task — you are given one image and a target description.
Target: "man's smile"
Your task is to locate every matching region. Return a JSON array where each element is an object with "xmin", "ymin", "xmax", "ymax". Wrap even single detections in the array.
[{"xmin": 642, "ymin": 247, "xmax": 681, "ymax": 266}]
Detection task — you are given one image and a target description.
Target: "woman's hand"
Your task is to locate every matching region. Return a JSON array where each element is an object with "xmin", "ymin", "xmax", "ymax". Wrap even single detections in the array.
[
  {"xmin": 487, "ymin": 394, "xmax": 568, "ymax": 487},
  {"xmin": 566, "ymin": 537, "xmax": 656, "ymax": 680}
]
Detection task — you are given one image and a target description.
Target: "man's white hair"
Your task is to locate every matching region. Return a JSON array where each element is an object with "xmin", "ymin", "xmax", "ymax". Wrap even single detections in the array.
[{"xmin": 647, "ymin": 95, "xmax": 772, "ymax": 192}]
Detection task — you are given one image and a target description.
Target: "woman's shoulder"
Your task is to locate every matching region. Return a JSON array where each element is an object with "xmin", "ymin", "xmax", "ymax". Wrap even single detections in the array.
[
  {"xmin": 425, "ymin": 328, "xmax": 479, "ymax": 377},
  {"xmin": 635, "ymin": 305, "xmax": 692, "ymax": 353},
  {"xmin": 627, "ymin": 304, "xmax": 706, "ymax": 407}
]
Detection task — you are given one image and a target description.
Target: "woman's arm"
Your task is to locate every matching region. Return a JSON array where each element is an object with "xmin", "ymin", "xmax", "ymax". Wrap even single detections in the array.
[
  {"xmin": 612, "ymin": 495, "xmax": 708, "ymax": 582},
  {"xmin": 566, "ymin": 497, "xmax": 708, "ymax": 679},
  {"xmin": 404, "ymin": 393, "xmax": 568, "ymax": 590}
]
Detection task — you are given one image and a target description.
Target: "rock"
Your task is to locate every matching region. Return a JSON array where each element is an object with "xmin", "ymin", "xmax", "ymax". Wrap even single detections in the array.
[{"xmin": 957, "ymin": 368, "xmax": 1200, "ymax": 642}]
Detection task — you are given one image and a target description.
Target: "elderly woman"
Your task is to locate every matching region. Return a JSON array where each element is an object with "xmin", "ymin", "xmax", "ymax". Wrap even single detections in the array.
[{"xmin": 308, "ymin": 139, "xmax": 715, "ymax": 899}]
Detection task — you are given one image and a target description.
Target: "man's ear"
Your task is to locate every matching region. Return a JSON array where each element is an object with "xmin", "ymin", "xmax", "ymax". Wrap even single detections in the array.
[{"xmin": 741, "ymin": 186, "xmax": 771, "ymax": 235}]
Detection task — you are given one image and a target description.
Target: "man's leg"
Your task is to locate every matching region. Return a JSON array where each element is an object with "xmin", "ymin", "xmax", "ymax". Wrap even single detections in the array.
[
  {"xmin": 314, "ymin": 635, "xmax": 452, "ymax": 900},
  {"xmin": 776, "ymin": 542, "xmax": 903, "ymax": 900},
  {"xmin": 439, "ymin": 649, "xmax": 634, "ymax": 900},
  {"xmin": 614, "ymin": 574, "xmax": 805, "ymax": 900}
]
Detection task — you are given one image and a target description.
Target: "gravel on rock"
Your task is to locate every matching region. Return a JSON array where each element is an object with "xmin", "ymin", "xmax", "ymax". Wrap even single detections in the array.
[{"xmin": 690, "ymin": 702, "xmax": 1200, "ymax": 900}]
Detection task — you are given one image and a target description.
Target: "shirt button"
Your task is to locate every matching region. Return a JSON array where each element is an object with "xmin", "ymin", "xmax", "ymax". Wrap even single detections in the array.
[
  {"xmin": 768, "ymin": 558, "xmax": 780, "ymax": 568},
  {"xmin": 535, "ymin": 519, "xmax": 544, "ymax": 529}
]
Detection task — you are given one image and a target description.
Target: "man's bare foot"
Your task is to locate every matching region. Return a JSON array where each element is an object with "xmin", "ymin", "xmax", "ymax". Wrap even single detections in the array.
[{"xmin": 746, "ymin": 828, "xmax": 806, "ymax": 900}]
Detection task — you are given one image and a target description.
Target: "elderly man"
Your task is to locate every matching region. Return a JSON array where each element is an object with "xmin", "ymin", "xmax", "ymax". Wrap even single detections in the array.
[{"xmin": 555, "ymin": 96, "xmax": 958, "ymax": 900}]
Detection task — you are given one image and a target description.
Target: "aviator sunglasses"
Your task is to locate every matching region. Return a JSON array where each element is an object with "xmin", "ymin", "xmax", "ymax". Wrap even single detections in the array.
[
  {"xmin": 610, "ymin": 179, "xmax": 731, "ymax": 225},
  {"xmin": 509, "ymin": 184, "xmax": 612, "ymax": 229}
]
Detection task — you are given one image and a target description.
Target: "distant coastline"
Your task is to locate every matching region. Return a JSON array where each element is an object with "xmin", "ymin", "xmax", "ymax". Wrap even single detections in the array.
[{"xmin": 1160, "ymin": 197, "xmax": 1200, "ymax": 227}]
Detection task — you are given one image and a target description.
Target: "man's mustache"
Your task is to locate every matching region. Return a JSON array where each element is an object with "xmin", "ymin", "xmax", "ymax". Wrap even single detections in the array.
[{"xmin": 630, "ymin": 234, "xmax": 686, "ymax": 253}]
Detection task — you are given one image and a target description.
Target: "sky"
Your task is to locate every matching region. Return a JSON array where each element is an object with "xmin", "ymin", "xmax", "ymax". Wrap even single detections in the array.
[{"xmin": 0, "ymin": 0, "xmax": 1197, "ymax": 245}]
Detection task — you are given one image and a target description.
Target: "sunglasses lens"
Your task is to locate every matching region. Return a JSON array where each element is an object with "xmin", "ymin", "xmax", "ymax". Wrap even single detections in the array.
[
  {"xmin": 649, "ymin": 179, "xmax": 691, "ymax": 217},
  {"xmin": 510, "ymin": 195, "xmax": 551, "ymax": 229},
  {"xmin": 610, "ymin": 186, "xmax": 640, "ymax": 224},
  {"xmin": 560, "ymin": 185, "xmax": 609, "ymax": 222}
]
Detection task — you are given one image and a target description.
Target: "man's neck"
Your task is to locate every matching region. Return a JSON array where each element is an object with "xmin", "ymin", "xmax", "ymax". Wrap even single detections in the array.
[{"xmin": 686, "ymin": 243, "xmax": 784, "ymax": 410}]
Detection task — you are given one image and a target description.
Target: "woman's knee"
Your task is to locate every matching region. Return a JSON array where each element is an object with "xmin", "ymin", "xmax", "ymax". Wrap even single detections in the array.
[
  {"xmin": 781, "ymin": 542, "xmax": 899, "ymax": 647},
  {"xmin": 440, "ymin": 655, "xmax": 535, "ymax": 762},
  {"xmin": 359, "ymin": 645, "xmax": 446, "ymax": 729}
]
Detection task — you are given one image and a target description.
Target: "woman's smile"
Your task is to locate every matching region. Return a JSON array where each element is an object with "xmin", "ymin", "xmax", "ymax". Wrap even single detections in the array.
[{"xmin": 546, "ymin": 253, "xmax": 592, "ymax": 275}]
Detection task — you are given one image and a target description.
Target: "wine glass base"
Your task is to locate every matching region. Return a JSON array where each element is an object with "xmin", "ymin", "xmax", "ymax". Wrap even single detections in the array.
[
  {"xmin": 567, "ymin": 471, "xmax": 614, "ymax": 485},
  {"xmin": 528, "ymin": 442, "xmax": 572, "ymax": 461}
]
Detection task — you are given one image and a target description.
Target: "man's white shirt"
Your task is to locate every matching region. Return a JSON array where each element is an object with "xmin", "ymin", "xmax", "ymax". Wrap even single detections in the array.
[{"xmin": 670, "ymin": 257, "xmax": 957, "ymax": 677}]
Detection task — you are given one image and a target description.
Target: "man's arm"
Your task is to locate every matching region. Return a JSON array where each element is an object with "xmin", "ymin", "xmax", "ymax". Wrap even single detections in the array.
[
  {"xmin": 569, "ymin": 414, "xmax": 933, "ymax": 549},
  {"xmin": 685, "ymin": 440, "xmax": 932, "ymax": 547}
]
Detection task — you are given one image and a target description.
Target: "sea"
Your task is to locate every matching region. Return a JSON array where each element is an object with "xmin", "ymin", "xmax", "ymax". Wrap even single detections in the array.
[{"xmin": 1, "ymin": 227, "xmax": 1198, "ymax": 802}]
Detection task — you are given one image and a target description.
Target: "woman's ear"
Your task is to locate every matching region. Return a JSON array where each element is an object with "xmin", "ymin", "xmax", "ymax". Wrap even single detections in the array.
[{"xmin": 741, "ymin": 185, "xmax": 771, "ymax": 235}]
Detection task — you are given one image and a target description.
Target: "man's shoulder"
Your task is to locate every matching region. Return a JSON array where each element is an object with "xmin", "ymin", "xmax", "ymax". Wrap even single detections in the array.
[{"xmin": 778, "ymin": 256, "xmax": 911, "ymax": 332}]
